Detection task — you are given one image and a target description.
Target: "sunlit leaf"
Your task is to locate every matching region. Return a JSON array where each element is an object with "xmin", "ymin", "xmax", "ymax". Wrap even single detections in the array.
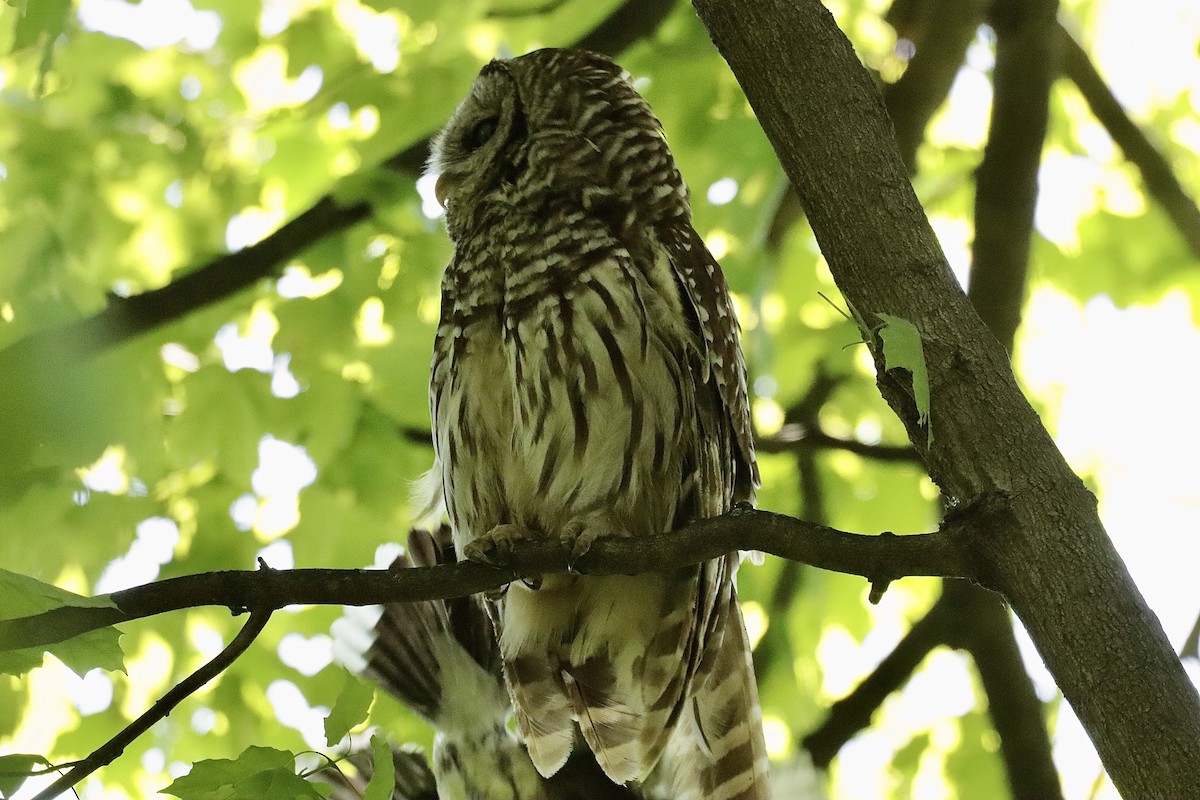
[
  {"xmin": 0, "ymin": 753, "xmax": 49, "ymax": 798},
  {"xmin": 0, "ymin": 569, "xmax": 123, "ymax": 677},
  {"xmin": 362, "ymin": 734, "xmax": 396, "ymax": 800},
  {"xmin": 876, "ymin": 313, "xmax": 933, "ymax": 445},
  {"xmin": 324, "ymin": 671, "xmax": 375, "ymax": 746},
  {"xmin": 163, "ymin": 746, "xmax": 326, "ymax": 800}
]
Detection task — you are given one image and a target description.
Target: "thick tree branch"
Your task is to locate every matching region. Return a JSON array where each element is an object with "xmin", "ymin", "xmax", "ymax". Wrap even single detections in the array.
[
  {"xmin": 691, "ymin": 2, "xmax": 1200, "ymax": 797},
  {"xmin": 1057, "ymin": 22, "xmax": 1200, "ymax": 259},
  {"xmin": 0, "ymin": 509, "xmax": 976, "ymax": 653},
  {"xmin": 29, "ymin": 607, "xmax": 273, "ymax": 800},
  {"xmin": 0, "ymin": 0, "xmax": 676, "ymax": 368}
]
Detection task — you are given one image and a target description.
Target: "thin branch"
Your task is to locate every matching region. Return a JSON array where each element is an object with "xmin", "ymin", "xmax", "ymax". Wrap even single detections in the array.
[
  {"xmin": 0, "ymin": 508, "xmax": 979, "ymax": 653},
  {"xmin": 756, "ymin": 423, "xmax": 920, "ymax": 462},
  {"xmin": 485, "ymin": 0, "xmax": 571, "ymax": 19},
  {"xmin": 29, "ymin": 607, "xmax": 273, "ymax": 800},
  {"xmin": 0, "ymin": 0, "xmax": 677, "ymax": 369},
  {"xmin": 1057, "ymin": 22, "xmax": 1200, "ymax": 259},
  {"xmin": 0, "ymin": 197, "xmax": 371, "ymax": 366},
  {"xmin": 802, "ymin": 594, "xmax": 951, "ymax": 767},
  {"xmin": 754, "ymin": 374, "xmax": 836, "ymax": 674}
]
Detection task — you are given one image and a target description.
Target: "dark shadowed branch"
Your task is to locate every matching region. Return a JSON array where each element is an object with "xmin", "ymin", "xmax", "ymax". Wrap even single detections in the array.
[
  {"xmin": 967, "ymin": 0, "xmax": 1058, "ymax": 349},
  {"xmin": 884, "ymin": 0, "xmax": 988, "ymax": 172},
  {"xmin": 756, "ymin": 424, "xmax": 920, "ymax": 462},
  {"xmin": 802, "ymin": 594, "xmax": 950, "ymax": 766},
  {"xmin": 0, "ymin": 508, "xmax": 982, "ymax": 653},
  {"xmin": 0, "ymin": 0, "xmax": 677, "ymax": 369},
  {"xmin": 942, "ymin": 581, "xmax": 1062, "ymax": 800},
  {"xmin": 954, "ymin": 0, "xmax": 1065, "ymax": 795},
  {"xmin": 1057, "ymin": 23, "xmax": 1200, "ymax": 259}
]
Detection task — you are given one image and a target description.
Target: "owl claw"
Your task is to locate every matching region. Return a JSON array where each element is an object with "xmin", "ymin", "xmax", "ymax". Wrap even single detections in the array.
[
  {"xmin": 464, "ymin": 523, "xmax": 538, "ymax": 568},
  {"xmin": 560, "ymin": 511, "xmax": 632, "ymax": 571}
]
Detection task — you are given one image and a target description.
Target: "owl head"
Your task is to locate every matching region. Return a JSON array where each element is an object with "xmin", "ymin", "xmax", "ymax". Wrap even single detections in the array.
[{"xmin": 428, "ymin": 48, "xmax": 688, "ymax": 234}]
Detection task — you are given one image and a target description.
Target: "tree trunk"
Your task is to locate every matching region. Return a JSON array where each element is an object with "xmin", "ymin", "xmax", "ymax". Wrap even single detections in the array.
[{"xmin": 692, "ymin": 1, "xmax": 1200, "ymax": 797}]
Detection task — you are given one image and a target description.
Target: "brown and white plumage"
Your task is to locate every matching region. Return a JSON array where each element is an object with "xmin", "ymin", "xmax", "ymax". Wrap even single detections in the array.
[
  {"xmin": 427, "ymin": 48, "xmax": 770, "ymax": 799},
  {"xmin": 333, "ymin": 528, "xmax": 546, "ymax": 800},
  {"xmin": 332, "ymin": 528, "xmax": 642, "ymax": 800}
]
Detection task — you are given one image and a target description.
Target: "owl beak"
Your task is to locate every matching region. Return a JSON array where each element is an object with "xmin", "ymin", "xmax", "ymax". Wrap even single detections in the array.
[{"xmin": 434, "ymin": 173, "xmax": 458, "ymax": 210}]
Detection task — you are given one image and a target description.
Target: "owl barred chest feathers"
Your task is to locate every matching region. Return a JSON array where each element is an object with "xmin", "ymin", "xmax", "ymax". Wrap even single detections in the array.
[
  {"xmin": 427, "ymin": 47, "xmax": 769, "ymax": 799},
  {"xmin": 435, "ymin": 191, "xmax": 700, "ymax": 543}
]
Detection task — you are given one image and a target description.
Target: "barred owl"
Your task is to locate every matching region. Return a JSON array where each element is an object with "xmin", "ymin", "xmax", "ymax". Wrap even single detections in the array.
[{"xmin": 427, "ymin": 48, "xmax": 770, "ymax": 800}]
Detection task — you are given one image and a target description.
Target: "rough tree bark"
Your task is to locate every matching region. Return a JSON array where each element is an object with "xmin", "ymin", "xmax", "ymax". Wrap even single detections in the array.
[{"xmin": 691, "ymin": 1, "xmax": 1200, "ymax": 797}]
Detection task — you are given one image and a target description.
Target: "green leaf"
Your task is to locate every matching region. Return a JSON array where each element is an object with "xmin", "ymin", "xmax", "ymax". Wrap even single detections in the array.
[
  {"xmin": 0, "ymin": 569, "xmax": 124, "ymax": 677},
  {"xmin": 362, "ymin": 734, "xmax": 396, "ymax": 800},
  {"xmin": 876, "ymin": 312, "xmax": 933, "ymax": 445},
  {"xmin": 163, "ymin": 746, "xmax": 326, "ymax": 800},
  {"xmin": 0, "ymin": 753, "xmax": 49, "ymax": 798},
  {"xmin": 11, "ymin": 0, "xmax": 70, "ymax": 51},
  {"xmin": 324, "ymin": 671, "xmax": 374, "ymax": 746}
]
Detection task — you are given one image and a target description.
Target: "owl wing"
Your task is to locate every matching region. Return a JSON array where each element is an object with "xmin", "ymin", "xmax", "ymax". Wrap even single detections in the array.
[
  {"xmin": 655, "ymin": 224, "xmax": 772, "ymax": 800},
  {"xmin": 662, "ymin": 223, "xmax": 760, "ymax": 506}
]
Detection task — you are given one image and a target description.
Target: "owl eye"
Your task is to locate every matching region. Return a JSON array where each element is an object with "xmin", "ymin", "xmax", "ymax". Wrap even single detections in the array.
[{"xmin": 465, "ymin": 116, "xmax": 499, "ymax": 150}]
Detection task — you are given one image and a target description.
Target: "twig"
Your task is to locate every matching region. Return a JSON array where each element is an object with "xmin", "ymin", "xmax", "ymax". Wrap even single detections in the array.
[
  {"xmin": 485, "ymin": 0, "xmax": 571, "ymax": 19},
  {"xmin": 756, "ymin": 423, "xmax": 920, "ymax": 462},
  {"xmin": 0, "ymin": 508, "xmax": 981, "ymax": 652},
  {"xmin": 29, "ymin": 607, "xmax": 273, "ymax": 800}
]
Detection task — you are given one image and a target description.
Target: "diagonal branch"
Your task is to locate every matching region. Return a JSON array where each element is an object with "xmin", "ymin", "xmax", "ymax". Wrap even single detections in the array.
[
  {"xmin": 0, "ymin": 0, "xmax": 677, "ymax": 368},
  {"xmin": 29, "ymin": 606, "xmax": 273, "ymax": 800},
  {"xmin": 0, "ymin": 508, "xmax": 981, "ymax": 653},
  {"xmin": 802, "ymin": 593, "xmax": 951, "ymax": 767},
  {"xmin": 1057, "ymin": 22, "xmax": 1200, "ymax": 259}
]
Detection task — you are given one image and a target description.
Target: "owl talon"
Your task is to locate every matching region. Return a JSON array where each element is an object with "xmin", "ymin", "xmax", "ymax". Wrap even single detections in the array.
[
  {"xmin": 560, "ymin": 511, "xmax": 632, "ymax": 571},
  {"xmin": 464, "ymin": 523, "xmax": 538, "ymax": 568}
]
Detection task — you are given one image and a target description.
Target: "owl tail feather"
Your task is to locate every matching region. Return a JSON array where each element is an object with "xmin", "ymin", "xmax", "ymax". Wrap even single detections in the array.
[{"xmin": 662, "ymin": 587, "xmax": 773, "ymax": 800}]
